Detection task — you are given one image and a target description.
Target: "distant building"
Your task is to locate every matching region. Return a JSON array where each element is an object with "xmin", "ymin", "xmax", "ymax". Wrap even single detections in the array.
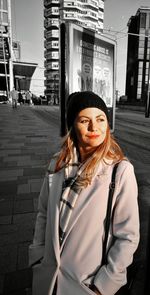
[
  {"xmin": 0, "ymin": 0, "xmax": 37, "ymax": 98},
  {"xmin": 0, "ymin": 0, "xmax": 10, "ymax": 93},
  {"xmin": 125, "ymin": 6, "xmax": 150, "ymax": 104},
  {"xmin": 44, "ymin": 0, "xmax": 104, "ymax": 104}
]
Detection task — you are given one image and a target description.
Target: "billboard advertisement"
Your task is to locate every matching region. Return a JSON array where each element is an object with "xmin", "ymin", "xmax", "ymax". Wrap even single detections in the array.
[{"xmin": 60, "ymin": 23, "xmax": 116, "ymax": 134}]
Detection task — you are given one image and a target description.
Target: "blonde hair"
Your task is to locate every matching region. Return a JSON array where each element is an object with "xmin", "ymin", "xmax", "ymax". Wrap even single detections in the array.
[{"xmin": 54, "ymin": 125, "xmax": 126, "ymax": 187}]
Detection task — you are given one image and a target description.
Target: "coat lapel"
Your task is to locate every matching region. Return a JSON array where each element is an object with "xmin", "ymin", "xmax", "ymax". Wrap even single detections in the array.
[
  {"xmin": 49, "ymin": 169, "xmax": 64, "ymax": 263},
  {"xmin": 60, "ymin": 162, "xmax": 106, "ymax": 252}
]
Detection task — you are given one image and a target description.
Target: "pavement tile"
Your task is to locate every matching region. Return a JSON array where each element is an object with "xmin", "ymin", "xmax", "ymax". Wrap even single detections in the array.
[
  {"xmin": 0, "ymin": 183, "xmax": 17, "ymax": 195},
  {"xmin": 14, "ymin": 199, "xmax": 34, "ymax": 214},
  {"xmin": 0, "ymin": 169, "xmax": 23, "ymax": 178},
  {"xmin": 3, "ymin": 269, "xmax": 32, "ymax": 294},
  {"xmin": 23, "ymin": 167, "xmax": 44, "ymax": 176},
  {"xmin": 29, "ymin": 179, "xmax": 43, "ymax": 193},
  {"xmin": 0, "ymin": 200, "xmax": 14, "ymax": 216},
  {"xmin": 0, "ymin": 224, "xmax": 18, "ymax": 235},
  {"xmin": 17, "ymin": 184, "xmax": 30, "ymax": 194},
  {"xmin": 3, "ymin": 156, "xmax": 31, "ymax": 162},
  {"xmin": 13, "ymin": 212, "xmax": 37, "ymax": 225},
  {"xmin": 17, "ymin": 242, "xmax": 31, "ymax": 270},
  {"xmin": 0, "ymin": 275, "xmax": 4, "ymax": 294},
  {"xmin": 33, "ymin": 198, "xmax": 38, "ymax": 212},
  {"xmin": 0, "ymin": 228, "xmax": 33, "ymax": 246},
  {"xmin": 0, "ymin": 245, "xmax": 18, "ymax": 273},
  {"xmin": 16, "ymin": 192, "xmax": 39, "ymax": 200},
  {"xmin": 0, "ymin": 216, "xmax": 12, "ymax": 225}
]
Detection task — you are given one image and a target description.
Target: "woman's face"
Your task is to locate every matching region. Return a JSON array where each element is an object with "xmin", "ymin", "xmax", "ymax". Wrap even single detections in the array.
[{"xmin": 74, "ymin": 107, "xmax": 108, "ymax": 153}]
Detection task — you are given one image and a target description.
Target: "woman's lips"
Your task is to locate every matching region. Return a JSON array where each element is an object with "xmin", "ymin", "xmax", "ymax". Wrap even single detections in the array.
[{"xmin": 87, "ymin": 135, "xmax": 100, "ymax": 139}]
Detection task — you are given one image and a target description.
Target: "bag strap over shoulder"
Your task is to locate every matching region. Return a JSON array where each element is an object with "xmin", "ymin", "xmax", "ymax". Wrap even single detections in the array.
[{"xmin": 101, "ymin": 163, "xmax": 119, "ymax": 265}]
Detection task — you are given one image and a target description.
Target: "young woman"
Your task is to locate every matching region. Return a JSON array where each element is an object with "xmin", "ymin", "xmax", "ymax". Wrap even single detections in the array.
[{"xmin": 29, "ymin": 91, "xmax": 140, "ymax": 295}]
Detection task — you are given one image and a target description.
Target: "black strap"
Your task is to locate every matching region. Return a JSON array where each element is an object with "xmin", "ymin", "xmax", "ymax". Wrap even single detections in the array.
[{"xmin": 101, "ymin": 163, "xmax": 119, "ymax": 265}]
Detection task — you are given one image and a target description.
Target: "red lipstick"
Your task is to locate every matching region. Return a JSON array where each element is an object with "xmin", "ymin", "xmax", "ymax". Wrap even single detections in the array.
[{"xmin": 87, "ymin": 135, "xmax": 100, "ymax": 138}]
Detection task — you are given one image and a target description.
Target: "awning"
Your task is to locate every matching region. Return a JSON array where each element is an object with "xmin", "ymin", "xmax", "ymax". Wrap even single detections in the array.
[
  {"xmin": 0, "ymin": 60, "xmax": 38, "ymax": 92},
  {"xmin": 13, "ymin": 61, "xmax": 37, "ymax": 78}
]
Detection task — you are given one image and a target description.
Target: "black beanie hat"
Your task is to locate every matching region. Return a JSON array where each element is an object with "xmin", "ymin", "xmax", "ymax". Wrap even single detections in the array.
[{"xmin": 66, "ymin": 91, "xmax": 109, "ymax": 130}]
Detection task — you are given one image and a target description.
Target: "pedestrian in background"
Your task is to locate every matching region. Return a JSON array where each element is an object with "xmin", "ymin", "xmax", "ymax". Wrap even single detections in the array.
[
  {"xmin": 10, "ymin": 87, "xmax": 18, "ymax": 108},
  {"xmin": 26, "ymin": 90, "xmax": 32, "ymax": 105},
  {"xmin": 18, "ymin": 92, "xmax": 23, "ymax": 105},
  {"xmin": 29, "ymin": 91, "xmax": 140, "ymax": 295}
]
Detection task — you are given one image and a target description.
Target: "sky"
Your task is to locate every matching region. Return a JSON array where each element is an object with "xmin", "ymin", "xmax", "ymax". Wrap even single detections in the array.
[{"xmin": 11, "ymin": 0, "xmax": 150, "ymax": 96}]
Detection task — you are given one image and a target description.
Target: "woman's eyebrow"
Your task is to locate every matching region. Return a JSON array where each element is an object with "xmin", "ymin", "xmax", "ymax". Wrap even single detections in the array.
[
  {"xmin": 78, "ymin": 116, "xmax": 90, "ymax": 119},
  {"xmin": 96, "ymin": 114, "xmax": 105, "ymax": 118},
  {"xmin": 78, "ymin": 114, "xmax": 105, "ymax": 119}
]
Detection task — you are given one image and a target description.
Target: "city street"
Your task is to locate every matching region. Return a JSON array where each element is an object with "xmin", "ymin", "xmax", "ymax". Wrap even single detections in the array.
[{"xmin": 0, "ymin": 104, "xmax": 150, "ymax": 295}]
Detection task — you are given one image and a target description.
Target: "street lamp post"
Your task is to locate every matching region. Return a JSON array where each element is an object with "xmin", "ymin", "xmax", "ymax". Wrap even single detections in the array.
[
  {"xmin": 7, "ymin": 0, "xmax": 14, "ymax": 96},
  {"xmin": 145, "ymin": 32, "xmax": 150, "ymax": 118}
]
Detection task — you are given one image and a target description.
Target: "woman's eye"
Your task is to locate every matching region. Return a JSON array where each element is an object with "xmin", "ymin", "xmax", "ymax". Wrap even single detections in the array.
[
  {"xmin": 97, "ymin": 118, "xmax": 104, "ymax": 122},
  {"xmin": 80, "ymin": 119, "xmax": 89, "ymax": 124}
]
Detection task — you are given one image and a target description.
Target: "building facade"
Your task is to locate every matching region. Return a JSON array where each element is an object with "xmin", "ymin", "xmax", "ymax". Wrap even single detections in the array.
[
  {"xmin": 126, "ymin": 6, "xmax": 150, "ymax": 104},
  {"xmin": 0, "ymin": 0, "xmax": 37, "ymax": 98},
  {"xmin": 44, "ymin": 0, "xmax": 104, "ymax": 104},
  {"xmin": 0, "ymin": 0, "xmax": 10, "ymax": 93}
]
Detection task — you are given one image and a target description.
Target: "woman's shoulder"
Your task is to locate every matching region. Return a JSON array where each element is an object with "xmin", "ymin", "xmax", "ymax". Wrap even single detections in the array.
[
  {"xmin": 115, "ymin": 159, "xmax": 136, "ymax": 185},
  {"xmin": 103, "ymin": 159, "xmax": 135, "ymax": 179},
  {"xmin": 116, "ymin": 159, "xmax": 134, "ymax": 173}
]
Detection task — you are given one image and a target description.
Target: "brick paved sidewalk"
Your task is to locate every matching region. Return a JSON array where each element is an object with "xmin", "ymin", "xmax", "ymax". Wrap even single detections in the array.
[
  {"xmin": 0, "ymin": 104, "xmax": 149, "ymax": 295},
  {"xmin": 0, "ymin": 104, "xmax": 60, "ymax": 295}
]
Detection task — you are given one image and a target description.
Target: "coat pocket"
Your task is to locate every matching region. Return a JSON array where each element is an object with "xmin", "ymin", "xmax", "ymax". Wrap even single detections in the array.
[
  {"xmin": 31, "ymin": 257, "xmax": 43, "ymax": 268},
  {"xmin": 29, "ymin": 244, "xmax": 45, "ymax": 267}
]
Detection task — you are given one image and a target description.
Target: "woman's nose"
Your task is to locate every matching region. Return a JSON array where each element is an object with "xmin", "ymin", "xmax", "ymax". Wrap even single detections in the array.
[{"xmin": 88, "ymin": 120, "xmax": 98, "ymax": 131}]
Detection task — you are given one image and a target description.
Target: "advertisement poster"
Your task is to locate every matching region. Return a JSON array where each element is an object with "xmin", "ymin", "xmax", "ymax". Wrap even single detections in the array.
[{"xmin": 69, "ymin": 25, "xmax": 115, "ymax": 108}]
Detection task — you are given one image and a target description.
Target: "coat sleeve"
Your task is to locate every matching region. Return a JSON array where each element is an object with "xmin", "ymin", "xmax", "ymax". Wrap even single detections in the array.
[
  {"xmin": 94, "ymin": 162, "xmax": 140, "ymax": 295},
  {"xmin": 29, "ymin": 172, "xmax": 49, "ymax": 266}
]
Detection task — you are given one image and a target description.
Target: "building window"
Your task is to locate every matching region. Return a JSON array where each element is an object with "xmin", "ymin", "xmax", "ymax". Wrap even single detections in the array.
[
  {"xmin": 138, "ymin": 74, "xmax": 142, "ymax": 82},
  {"xmin": 139, "ymin": 61, "xmax": 143, "ymax": 68},
  {"xmin": 139, "ymin": 40, "xmax": 145, "ymax": 48},
  {"xmin": 138, "ymin": 81, "xmax": 142, "ymax": 88},
  {"xmin": 145, "ymin": 75, "xmax": 148, "ymax": 83},
  {"xmin": 137, "ymin": 93, "xmax": 141, "ymax": 100},
  {"xmin": 138, "ymin": 47, "xmax": 144, "ymax": 59},
  {"xmin": 2, "ymin": 12, "xmax": 8, "ymax": 23},
  {"xmin": 138, "ymin": 67, "xmax": 143, "ymax": 75},
  {"xmin": 140, "ymin": 13, "xmax": 146, "ymax": 28},
  {"xmin": 0, "ymin": 0, "xmax": 7, "ymax": 10}
]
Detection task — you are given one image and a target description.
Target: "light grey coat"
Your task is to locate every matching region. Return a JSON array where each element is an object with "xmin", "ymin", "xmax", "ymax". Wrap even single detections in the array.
[{"xmin": 29, "ymin": 159, "xmax": 140, "ymax": 295}]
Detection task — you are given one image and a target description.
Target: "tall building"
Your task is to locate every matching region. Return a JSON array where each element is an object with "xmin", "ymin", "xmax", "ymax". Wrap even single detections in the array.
[
  {"xmin": 0, "ymin": 0, "xmax": 10, "ymax": 92},
  {"xmin": 44, "ymin": 0, "xmax": 104, "ymax": 104},
  {"xmin": 126, "ymin": 6, "xmax": 150, "ymax": 104},
  {"xmin": 0, "ymin": 0, "xmax": 37, "ymax": 98}
]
